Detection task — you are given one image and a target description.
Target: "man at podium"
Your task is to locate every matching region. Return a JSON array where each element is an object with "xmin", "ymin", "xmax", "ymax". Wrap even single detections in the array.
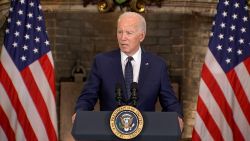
[{"xmin": 73, "ymin": 12, "xmax": 183, "ymax": 131}]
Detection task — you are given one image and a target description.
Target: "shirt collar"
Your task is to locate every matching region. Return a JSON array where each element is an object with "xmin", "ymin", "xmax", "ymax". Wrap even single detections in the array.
[{"xmin": 121, "ymin": 47, "xmax": 141, "ymax": 63}]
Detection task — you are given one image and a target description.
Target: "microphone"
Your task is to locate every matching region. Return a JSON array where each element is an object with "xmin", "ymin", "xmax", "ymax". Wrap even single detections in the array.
[
  {"xmin": 130, "ymin": 82, "xmax": 138, "ymax": 107},
  {"xmin": 115, "ymin": 83, "xmax": 122, "ymax": 107}
]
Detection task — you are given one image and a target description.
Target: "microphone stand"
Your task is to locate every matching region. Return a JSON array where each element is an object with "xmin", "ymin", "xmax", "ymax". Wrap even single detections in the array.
[
  {"xmin": 115, "ymin": 83, "xmax": 122, "ymax": 107},
  {"xmin": 130, "ymin": 82, "xmax": 138, "ymax": 107}
]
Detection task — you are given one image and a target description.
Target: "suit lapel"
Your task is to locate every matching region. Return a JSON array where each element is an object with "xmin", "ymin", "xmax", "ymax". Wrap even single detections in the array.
[
  {"xmin": 138, "ymin": 50, "xmax": 150, "ymax": 90},
  {"xmin": 112, "ymin": 50, "xmax": 127, "ymax": 101}
]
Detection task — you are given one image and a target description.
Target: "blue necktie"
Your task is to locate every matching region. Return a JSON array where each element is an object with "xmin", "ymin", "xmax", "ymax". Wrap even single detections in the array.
[{"xmin": 125, "ymin": 56, "xmax": 133, "ymax": 98}]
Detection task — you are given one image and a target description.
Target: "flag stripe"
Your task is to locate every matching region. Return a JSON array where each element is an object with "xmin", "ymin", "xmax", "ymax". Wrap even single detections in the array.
[
  {"xmin": 47, "ymin": 52, "xmax": 54, "ymax": 68},
  {"xmin": 0, "ymin": 127, "xmax": 8, "ymax": 141},
  {"xmin": 29, "ymin": 59, "xmax": 57, "ymax": 131},
  {"xmin": 39, "ymin": 54, "xmax": 56, "ymax": 98},
  {"xmin": 197, "ymin": 96, "xmax": 224, "ymax": 141},
  {"xmin": 0, "ymin": 106, "xmax": 15, "ymax": 141},
  {"xmin": 1, "ymin": 47, "xmax": 49, "ymax": 141},
  {"xmin": 205, "ymin": 50, "xmax": 249, "ymax": 140},
  {"xmin": 192, "ymin": 128, "xmax": 201, "ymax": 141},
  {"xmin": 234, "ymin": 62, "xmax": 250, "ymax": 102},
  {"xmin": 0, "ymin": 84, "xmax": 26, "ymax": 141},
  {"xmin": 0, "ymin": 62, "xmax": 38, "ymax": 141},
  {"xmin": 202, "ymin": 63, "xmax": 244, "ymax": 140},
  {"xmin": 193, "ymin": 113, "xmax": 214, "ymax": 141},
  {"xmin": 227, "ymin": 70, "xmax": 250, "ymax": 124},
  {"xmin": 244, "ymin": 58, "xmax": 250, "ymax": 74},
  {"xmin": 199, "ymin": 79, "xmax": 233, "ymax": 141},
  {"xmin": 21, "ymin": 67, "xmax": 57, "ymax": 141}
]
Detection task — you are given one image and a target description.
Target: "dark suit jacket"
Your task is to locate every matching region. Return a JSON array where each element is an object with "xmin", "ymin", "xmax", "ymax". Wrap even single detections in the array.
[{"xmin": 75, "ymin": 49, "xmax": 183, "ymax": 117}]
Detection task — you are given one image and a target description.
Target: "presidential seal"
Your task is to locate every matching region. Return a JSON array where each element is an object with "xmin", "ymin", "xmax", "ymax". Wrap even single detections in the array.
[{"xmin": 110, "ymin": 106, "xmax": 144, "ymax": 140}]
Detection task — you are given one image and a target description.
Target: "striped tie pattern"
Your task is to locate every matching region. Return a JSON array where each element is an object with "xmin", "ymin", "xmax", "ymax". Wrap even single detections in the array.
[{"xmin": 125, "ymin": 56, "xmax": 133, "ymax": 99}]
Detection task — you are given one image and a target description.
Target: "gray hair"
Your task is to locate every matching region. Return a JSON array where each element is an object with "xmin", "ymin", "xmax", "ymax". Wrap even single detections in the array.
[{"xmin": 118, "ymin": 12, "xmax": 146, "ymax": 34}]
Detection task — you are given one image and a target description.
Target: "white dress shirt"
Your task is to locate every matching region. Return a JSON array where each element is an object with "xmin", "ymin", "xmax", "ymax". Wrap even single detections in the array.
[{"xmin": 121, "ymin": 48, "xmax": 141, "ymax": 83}]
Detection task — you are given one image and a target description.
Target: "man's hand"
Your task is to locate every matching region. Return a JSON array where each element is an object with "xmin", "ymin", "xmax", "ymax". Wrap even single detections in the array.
[
  {"xmin": 72, "ymin": 113, "xmax": 76, "ymax": 123},
  {"xmin": 178, "ymin": 117, "xmax": 184, "ymax": 132}
]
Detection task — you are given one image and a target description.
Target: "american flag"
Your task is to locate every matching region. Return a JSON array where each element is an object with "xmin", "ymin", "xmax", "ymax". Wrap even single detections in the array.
[
  {"xmin": 0, "ymin": 0, "xmax": 58, "ymax": 141},
  {"xmin": 192, "ymin": 0, "xmax": 250, "ymax": 140}
]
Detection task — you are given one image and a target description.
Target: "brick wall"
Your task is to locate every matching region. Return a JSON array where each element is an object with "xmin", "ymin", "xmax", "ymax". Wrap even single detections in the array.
[
  {"xmin": 0, "ymin": 9, "xmax": 213, "ymax": 139},
  {"xmin": 44, "ymin": 11, "xmax": 212, "ymax": 139},
  {"xmin": 182, "ymin": 15, "xmax": 212, "ymax": 137},
  {"xmin": 46, "ymin": 11, "xmax": 190, "ymax": 81}
]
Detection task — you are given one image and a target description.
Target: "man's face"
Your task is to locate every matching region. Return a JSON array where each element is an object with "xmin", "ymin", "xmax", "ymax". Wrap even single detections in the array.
[{"xmin": 117, "ymin": 16, "xmax": 145, "ymax": 56}]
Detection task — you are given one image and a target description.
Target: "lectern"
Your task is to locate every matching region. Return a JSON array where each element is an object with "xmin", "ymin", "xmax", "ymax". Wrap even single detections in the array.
[{"xmin": 72, "ymin": 111, "xmax": 181, "ymax": 141}]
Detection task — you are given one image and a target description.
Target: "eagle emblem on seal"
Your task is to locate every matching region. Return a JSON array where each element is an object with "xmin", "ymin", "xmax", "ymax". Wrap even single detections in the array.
[
  {"xmin": 110, "ymin": 106, "xmax": 144, "ymax": 139},
  {"xmin": 120, "ymin": 114, "xmax": 135, "ymax": 131}
]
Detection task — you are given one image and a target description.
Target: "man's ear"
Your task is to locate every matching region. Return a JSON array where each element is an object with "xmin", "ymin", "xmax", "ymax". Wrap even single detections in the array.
[{"xmin": 139, "ymin": 32, "xmax": 146, "ymax": 42}]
